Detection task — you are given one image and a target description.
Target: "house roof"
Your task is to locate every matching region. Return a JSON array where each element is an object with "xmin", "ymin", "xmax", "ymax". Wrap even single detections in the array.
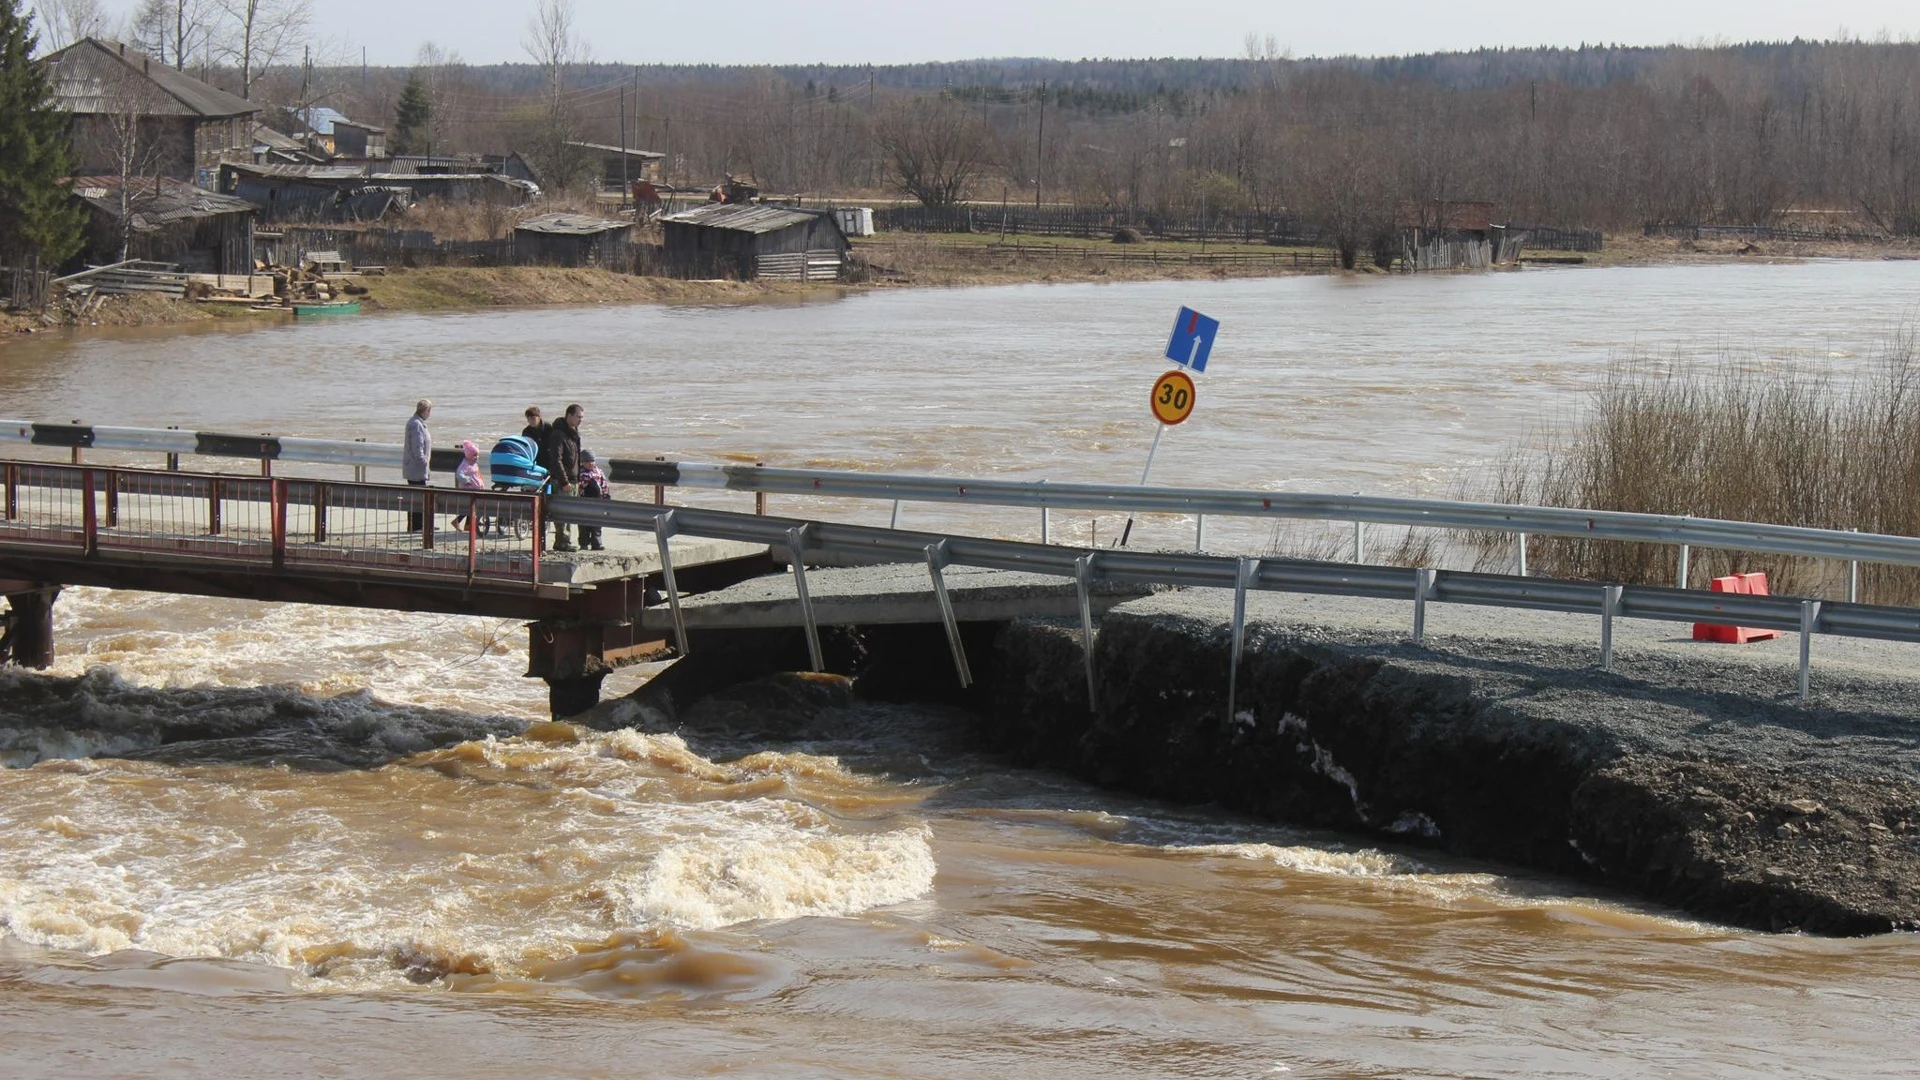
[
  {"xmin": 515, "ymin": 212, "xmax": 631, "ymax": 236},
  {"xmin": 223, "ymin": 161, "xmax": 370, "ymax": 182},
  {"xmin": 41, "ymin": 38, "xmax": 257, "ymax": 120},
  {"xmin": 71, "ymin": 176, "xmax": 257, "ymax": 227},
  {"xmin": 251, "ymin": 124, "xmax": 308, "ymax": 152},
  {"xmin": 297, "ymin": 107, "xmax": 350, "ymax": 136},
  {"xmin": 661, "ymin": 203, "xmax": 833, "ymax": 235},
  {"xmin": 566, "ymin": 141, "xmax": 665, "ymax": 160}
]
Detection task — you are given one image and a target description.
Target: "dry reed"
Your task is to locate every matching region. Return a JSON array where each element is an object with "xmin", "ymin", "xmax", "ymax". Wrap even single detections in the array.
[{"xmin": 1481, "ymin": 318, "xmax": 1920, "ymax": 602}]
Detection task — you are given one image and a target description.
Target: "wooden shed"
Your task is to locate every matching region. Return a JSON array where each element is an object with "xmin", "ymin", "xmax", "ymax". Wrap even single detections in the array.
[
  {"xmin": 512, "ymin": 213, "xmax": 634, "ymax": 268},
  {"xmin": 659, "ymin": 204, "xmax": 849, "ymax": 281},
  {"xmin": 73, "ymin": 176, "xmax": 257, "ymax": 275}
]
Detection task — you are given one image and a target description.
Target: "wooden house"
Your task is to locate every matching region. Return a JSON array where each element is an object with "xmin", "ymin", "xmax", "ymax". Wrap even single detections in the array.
[
  {"xmin": 513, "ymin": 213, "xmax": 633, "ymax": 267},
  {"xmin": 41, "ymin": 38, "xmax": 258, "ymax": 184},
  {"xmin": 659, "ymin": 204, "xmax": 849, "ymax": 281}
]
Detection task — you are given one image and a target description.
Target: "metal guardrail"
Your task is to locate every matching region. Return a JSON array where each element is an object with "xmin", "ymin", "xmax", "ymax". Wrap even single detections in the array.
[
  {"xmin": 4, "ymin": 420, "xmax": 1916, "ymax": 590},
  {"xmin": 548, "ymin": 494, "xmax": 1899, "ymax": 705},
  {"xmin": 0, "ymin": 450, "xmax": 1903, "ymax": 705}
]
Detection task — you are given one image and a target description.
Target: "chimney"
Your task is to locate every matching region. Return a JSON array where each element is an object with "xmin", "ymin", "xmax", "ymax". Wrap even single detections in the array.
[
  {"xmin": 118, "ymin": 42, "xmax": 125, "ymax": 56},
  {"xmin": 144, "ymin": 58, "xmax": 150, "ymax": 74}
]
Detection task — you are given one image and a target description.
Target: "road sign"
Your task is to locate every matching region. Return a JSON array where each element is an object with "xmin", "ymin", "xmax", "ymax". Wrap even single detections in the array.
[
  {"xmin": 1165, "ymin": 306, "xmax": 1220, "ymax": 372},
  {"xmin": 1151, "ymin": 370, "xmax": 1197, "ymax": 425}
]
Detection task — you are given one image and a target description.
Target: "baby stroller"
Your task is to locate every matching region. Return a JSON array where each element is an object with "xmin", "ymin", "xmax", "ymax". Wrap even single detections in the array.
[{"xmin": 487, "ymin": 435, "xmax": 550, "ymax": 539}]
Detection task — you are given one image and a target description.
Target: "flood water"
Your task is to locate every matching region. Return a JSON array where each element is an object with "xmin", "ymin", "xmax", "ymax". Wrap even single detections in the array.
[{"xmin": 4, "ymin": 261, "xmax": 1920, "ymax": 1077}]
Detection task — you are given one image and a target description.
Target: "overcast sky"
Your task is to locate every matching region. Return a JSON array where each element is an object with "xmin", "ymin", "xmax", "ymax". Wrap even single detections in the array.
[{"xmin": 99, "ymin": 0, "xmax": 1920, "ymax": 67}]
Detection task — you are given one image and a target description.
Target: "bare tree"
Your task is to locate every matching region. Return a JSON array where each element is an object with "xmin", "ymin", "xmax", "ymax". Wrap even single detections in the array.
[
  {"xmin": 874, "ymin": 95, "xmax": 993, "ymax": 207},
  {"xmin": 519, "ymin": 0, "xmax": 593, "ymax": 192},
  {"xmin": 130, "ymin": 0, "xmax": 214, "ymax": 71},
  {"xmin": 215, "ymin": 0, "xmax": 310, "ymax": 100},
  {"xmin": 72, "ymin": 58, "xmax": 184, "ymax": 260},
  {"xmin": 414, "ymin": 40, "xmax": 464, "ymax": 154},
  {"xmin": 32, "ymin": 0, "xmax": 106, "ymax": 51}
]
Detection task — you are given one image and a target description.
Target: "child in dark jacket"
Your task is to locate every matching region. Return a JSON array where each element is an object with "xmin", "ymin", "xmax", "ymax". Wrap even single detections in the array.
[{"xmin": 577, "ymin": 450, "xmax": 611, "ymax": 550}]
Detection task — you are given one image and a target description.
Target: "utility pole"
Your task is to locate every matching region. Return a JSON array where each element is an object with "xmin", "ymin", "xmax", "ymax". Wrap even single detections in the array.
[
  {"xmin": 619, "ymin": 85, "xmax": 628, "ymax": 207},
  {"xmin": 1034, "ymin": 80, "xmax": 1045, "ymax": 212}
]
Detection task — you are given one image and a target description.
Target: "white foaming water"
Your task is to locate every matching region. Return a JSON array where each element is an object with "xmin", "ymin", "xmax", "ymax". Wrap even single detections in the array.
[
  {"xmin": 48, "ymin": 586, "xmax": 550, "ymax": 721},
  {"xmin": 0, "ymin": 728, "xmax": 938, "ymax": 991},
  {"xmin": 1176, "ymin": 841, "xmax": 1424, "ymax": 877},
  {"xmin": 616, "ymin": 827, "xmax": 938, "ymax": 931}
]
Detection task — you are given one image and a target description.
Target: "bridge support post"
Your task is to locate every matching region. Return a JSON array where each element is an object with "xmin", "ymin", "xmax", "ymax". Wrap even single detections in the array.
[
  {"xmin": 547, "ymin": 672, "xmax": 608, "ymax": 719},
  {"xmin": 2, "ymin": 586, "xmax": 59, "ymax": 669}
]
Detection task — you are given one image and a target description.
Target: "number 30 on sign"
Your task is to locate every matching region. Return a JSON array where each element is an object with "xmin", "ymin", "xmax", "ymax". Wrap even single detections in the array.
[{"xmin": 1151, "ymin": 370, "xmax": 1197, "ymax": 425}]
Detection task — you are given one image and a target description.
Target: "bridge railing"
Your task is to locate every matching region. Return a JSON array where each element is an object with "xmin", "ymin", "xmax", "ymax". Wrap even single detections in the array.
[
  {"xmin": 4, "ymin": 418, "xmax": 1916, "ymax": 598},
  {"xmin": 0, "ymin": 463, "xmax": 544, "ymax": 587}
]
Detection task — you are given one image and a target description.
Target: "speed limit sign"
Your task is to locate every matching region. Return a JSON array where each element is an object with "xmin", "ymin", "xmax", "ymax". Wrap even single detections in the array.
[{"xmin": 1150, "ymin": 370, "xmax": 1196, "ymax": 425}]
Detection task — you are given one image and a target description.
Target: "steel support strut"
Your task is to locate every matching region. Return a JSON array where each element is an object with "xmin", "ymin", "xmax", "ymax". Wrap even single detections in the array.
[
  {"xmin": 925, "ymin": 540, "xmax": 971, "ymax": 688},
  {"xmin": 1074, "ymin": 553, "xmax": 1098, "ymax": 712},
  {"xmin": 787, "ymin": 524, "xmax": 824, "ymax": 672},
  {"xmin": 654, "ymin": 509, "xmax": 690, "ymax": 656}
]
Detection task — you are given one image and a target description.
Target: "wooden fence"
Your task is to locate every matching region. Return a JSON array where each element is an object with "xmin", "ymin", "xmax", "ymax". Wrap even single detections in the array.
[
  {"xmin": 1644, "ymin": 222, "xmax": 1892, "ymax": 244},
  {"xmin": 908, "ymin": 241, "xmax": 1344, "ymax": 270},
  {"xmin": 872, "ymin": 204, "xmax": 1324, "ymax": 246},
  {"xmin": 1511, "ymin": 224, "xmax": 1605, "ymax": 252},
  {"xmin": 2, "ymin": 260, "xmax": 52, "ymax": 311}
]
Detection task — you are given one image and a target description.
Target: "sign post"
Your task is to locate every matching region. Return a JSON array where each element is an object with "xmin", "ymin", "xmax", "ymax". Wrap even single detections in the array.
[{"xmin": 1119, "ymin": 311, "xmax": 1215, "ymax": 547}]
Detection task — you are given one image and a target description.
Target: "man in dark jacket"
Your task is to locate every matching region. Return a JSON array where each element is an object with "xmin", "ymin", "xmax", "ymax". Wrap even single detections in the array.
[{"xmin": 545, "ymin": 403, "xmax": 584, "ymax": 551}]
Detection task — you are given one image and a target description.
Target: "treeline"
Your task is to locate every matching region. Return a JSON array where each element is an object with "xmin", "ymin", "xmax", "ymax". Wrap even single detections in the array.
[{"xmin": 176, "ymin": 36, "xmax": 1920, "ymax": 248}]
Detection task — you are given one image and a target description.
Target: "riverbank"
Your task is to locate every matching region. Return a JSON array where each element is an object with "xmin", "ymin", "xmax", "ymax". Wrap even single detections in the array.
[{"xmin": 9, "ymin": 231, "xmax": 1919, "ymax": 342}]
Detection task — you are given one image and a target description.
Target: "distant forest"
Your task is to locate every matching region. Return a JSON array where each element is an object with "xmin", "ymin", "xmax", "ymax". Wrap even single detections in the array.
[{"xmin": 266, "ymin": 40, "xmax": 1920, "ymax": 237}]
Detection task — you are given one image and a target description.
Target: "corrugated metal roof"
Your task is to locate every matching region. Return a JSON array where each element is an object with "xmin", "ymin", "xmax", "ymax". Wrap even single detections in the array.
[
  {"xmin": 223, "ymin": 162, "xmax": 369, "ymax": 181},
  {"xmin": 72, "ymin": 176, "xmax": 257, "ymax": 227},
  {"xmin": 661, "ymin": 203, "xmax": 828, "ymax": 234},
  {"xmin": 514, "ymin": 212, "xmax": 632, "ymax": 236},
  {"xmin": 42, "ymin": 38, "xmax": 257, "ymax": 119},
  {"xmin": 566, "ymin": 141, "xmax": 665, "ymax": 159}
]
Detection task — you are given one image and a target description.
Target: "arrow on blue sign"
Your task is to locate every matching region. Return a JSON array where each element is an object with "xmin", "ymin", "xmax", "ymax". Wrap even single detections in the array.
[{"xmin": 1165, "ymin": 306, "xmax": 1220, "ymax": 372}]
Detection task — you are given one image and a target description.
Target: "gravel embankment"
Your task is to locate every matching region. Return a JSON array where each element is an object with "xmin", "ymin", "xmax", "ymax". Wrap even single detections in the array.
[{"xmin": 985, "ymin": 589, "xmax": 1920, "ymax": 934}]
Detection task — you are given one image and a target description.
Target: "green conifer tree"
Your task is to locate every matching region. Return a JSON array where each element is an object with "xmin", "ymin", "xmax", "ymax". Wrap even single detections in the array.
[
  {"xmin": 392, "ymin": 74, "xmax": 432, "ymax": 157},
  {"xmin": 0, "ymin": 0, "xmax": 86, "ymax": 269}
]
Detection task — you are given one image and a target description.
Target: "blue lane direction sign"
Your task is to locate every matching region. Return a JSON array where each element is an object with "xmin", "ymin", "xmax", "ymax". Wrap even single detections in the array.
[{"xmin": 1165, "ymin": 306, "xmax": 1220, "ymax": 372}]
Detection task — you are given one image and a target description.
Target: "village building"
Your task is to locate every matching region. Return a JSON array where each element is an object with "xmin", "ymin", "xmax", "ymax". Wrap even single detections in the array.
[
  {"xmin": 72, "ymin": 175, "xmax": 257, "ymax": 275},
  {"xmin": 218, "ymin": 162, "xmax": 536, "ymax": 223},
  {"xmin": 659, "ymin": 203, "xmax": 849, "ymax": 281},
  {"xmin": 40, "ymin": 38, "xmax": 258, "ymax": 185},
  {"xmin": 512, "ymin": 213, "xmax": 634, "ymax": 267},
  {"xmin": 566, "ymin": 142, "xmax": 664, "ymax": 192}
]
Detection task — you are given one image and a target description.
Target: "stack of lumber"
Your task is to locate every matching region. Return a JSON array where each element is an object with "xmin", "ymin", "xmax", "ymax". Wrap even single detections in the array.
[{"xmin": 54, "ymin": 260, "xmax": 189, "ymax": 299}]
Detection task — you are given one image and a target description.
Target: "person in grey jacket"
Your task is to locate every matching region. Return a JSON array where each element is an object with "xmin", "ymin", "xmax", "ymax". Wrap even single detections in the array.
[{"xmin": 404, "ymin": 399, "xmax": 432, "ymax": 532}]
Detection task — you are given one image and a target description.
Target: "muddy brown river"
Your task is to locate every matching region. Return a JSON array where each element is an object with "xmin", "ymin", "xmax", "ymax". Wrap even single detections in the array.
[{"xmin": 4, "ymin": 262, "xmax": 1920, "ymax": 1077}]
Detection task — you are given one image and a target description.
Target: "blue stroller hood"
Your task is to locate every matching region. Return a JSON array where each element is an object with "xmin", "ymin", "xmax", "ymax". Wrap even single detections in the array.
[{"xmin": 489, "ymin": 435, "xmax": 549, "ymax": 490}]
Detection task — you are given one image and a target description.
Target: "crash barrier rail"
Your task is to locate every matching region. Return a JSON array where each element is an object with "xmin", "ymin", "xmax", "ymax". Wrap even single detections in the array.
[
  {"xmin": 548, "ymin": 496, "xmax": 1920, "ymax": 706},
  {"xmin": 2, "ymin": 420, "xmax": 1912, "ymax": 602},
  {"xmin": 0, "ymin": 462, "xmax": 542, "ymax": 587}
]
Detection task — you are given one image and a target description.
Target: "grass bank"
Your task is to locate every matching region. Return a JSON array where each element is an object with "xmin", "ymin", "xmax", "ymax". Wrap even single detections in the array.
[
  {"xmin": 358, "ymin": 266, "xmax": 818, "ymax": 312},
  {"xmin": 1483, "ymin": 319, "xmax": 1920, "ymax": 602}
]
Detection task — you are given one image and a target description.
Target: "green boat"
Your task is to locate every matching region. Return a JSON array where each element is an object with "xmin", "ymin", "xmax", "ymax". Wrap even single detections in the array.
[{"xmin": 292, "ymin": 300, "xmax": 361, "ymax": 317}]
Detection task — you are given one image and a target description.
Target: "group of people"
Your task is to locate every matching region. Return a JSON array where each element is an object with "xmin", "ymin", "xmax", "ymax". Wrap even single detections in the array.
[{"xmin": 401, "ymin": 399, "xmax": 613, "ymax": 553}]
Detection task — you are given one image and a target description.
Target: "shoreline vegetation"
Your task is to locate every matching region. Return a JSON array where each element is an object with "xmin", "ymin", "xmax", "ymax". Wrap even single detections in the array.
[{"xmin": 7, "ymin": 230, "xmax": 1918, "ymax": 340}]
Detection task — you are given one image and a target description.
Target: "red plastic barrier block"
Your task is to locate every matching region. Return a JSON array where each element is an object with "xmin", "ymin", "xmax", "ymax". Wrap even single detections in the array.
[{"xmin": 1692, "ymin": 572, "xmax": 1781, "ymax": 643}]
